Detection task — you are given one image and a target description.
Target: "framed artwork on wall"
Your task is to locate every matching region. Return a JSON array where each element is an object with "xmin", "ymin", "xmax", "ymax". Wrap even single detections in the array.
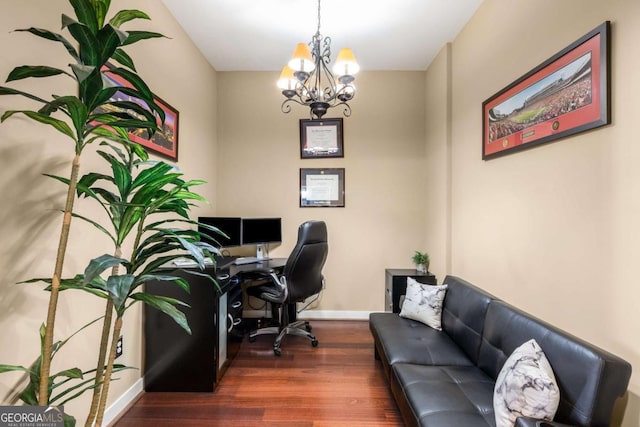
[
  {"xmin": 300, "ymin": 168, "xmax": 345, "ymax": 207},
  {"xmin": 482, "ymin": 21, "xmax": 610, "ymax": 160},
  {"xmin": 99, "ymin": 64, "xmax": 180, "ymax": 161},
  {"xmin": 299, "ymin": 118, "xmax": 344, "ymax": 158}
]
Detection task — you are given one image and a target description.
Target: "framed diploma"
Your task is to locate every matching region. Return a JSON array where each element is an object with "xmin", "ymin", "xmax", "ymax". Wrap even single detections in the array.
[
  {"xmin": 300, "ymin": 168, "xmax": 345, "ymax": 207},
  {"xmin": 299, "ymin": 118, "xmax": 344, "ymax": 158}
]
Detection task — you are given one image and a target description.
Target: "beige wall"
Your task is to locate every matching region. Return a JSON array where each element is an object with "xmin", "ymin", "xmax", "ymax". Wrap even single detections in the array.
[
  {"xmin": 425, "ymin": 0, "xmax": 640, "ymax": 425},
  {"xmin": 0, "ymin": 0, "xmax": 217, "ymax": 421},
  {"xmin": 3, "ymin": 0, "xmax": 640, "ymax": 425},
  {"xmin": 216, "ymin": 71, "xmax": 428, "ymax": 313}
]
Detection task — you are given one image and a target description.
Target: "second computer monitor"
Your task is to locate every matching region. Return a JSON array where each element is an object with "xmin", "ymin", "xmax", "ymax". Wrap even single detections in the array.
[{"xmin": 241, "ymin": 218, "xmax": 282, "ymax": 258}]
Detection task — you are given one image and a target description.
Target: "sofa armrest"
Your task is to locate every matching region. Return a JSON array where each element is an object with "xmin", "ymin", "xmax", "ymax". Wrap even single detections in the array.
[{"xmin": 515, "ymin": 417, "xmax": 576, "ymax": 427}]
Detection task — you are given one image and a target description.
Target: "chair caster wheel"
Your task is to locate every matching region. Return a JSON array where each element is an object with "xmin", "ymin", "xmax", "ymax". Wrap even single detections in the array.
[
  {"xmin": 249, "ymin": 335, "xmax": 256, "ymax": 343},
  {"xmin": 311, "ymin": 339, "xmax": 319, "ymax": 347},
  {"xmin": 305, "ymin": 323, "xmax": 312, "ymax": 332},
  {"xmin": 274, "ymin": 347, "xmax": 281, "ymax": 356}
]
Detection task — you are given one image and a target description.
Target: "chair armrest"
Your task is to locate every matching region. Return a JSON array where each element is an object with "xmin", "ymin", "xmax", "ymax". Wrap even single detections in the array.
[{"xmin": 515, "ymin": 417, "xmax": 576, "ymax": 427}]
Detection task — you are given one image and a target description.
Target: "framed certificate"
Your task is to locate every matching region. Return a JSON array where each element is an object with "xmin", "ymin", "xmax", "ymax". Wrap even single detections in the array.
[
  {"xmin": 299, "ymin": 118, "xmax": 344, "ymax": 158},
  {"xmin": 300, "ymin": 168, "xmax": 345, "ymax": 207}
]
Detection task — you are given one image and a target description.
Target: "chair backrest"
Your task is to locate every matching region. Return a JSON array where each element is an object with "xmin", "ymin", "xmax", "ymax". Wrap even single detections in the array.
[{"xmin": 283, "ymin": 220, "xmax": 328, "ymax": 302}]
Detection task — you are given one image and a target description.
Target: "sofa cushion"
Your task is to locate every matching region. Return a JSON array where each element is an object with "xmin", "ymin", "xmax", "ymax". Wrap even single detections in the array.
[
  {"xmin": 494, "ymin": 339, "xmax": 559, "ymax": 427},
  {"xmin": 399, "ymin": 279, "xmax": 448, "ymax": 330},
  {"xmin": 391, "ymin": 363, "xmax": 496, "ymax": 427},
  {"xmin": 440, "ymin": 276, "xmax": 496, "ymax": 364},
  {"xmin": 478, "ymin": 301, "xmax": 632, "ymax": 427},
  {"xmin": 370, "ymin": 313, "xmax": 474, "ymax": 379}
]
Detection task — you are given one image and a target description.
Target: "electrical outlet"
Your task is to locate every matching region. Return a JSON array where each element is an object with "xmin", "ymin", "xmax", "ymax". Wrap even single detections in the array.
[{"xmin": 115, "ymin": 336, "xmax": 123, "ymax": 359}]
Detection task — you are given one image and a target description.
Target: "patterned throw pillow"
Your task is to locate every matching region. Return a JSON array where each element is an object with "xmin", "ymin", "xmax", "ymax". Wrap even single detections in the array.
[
  {"xmin": 399, "ymin": 278, "xmax": 448, "ymax": 330},
  {"xmin": 494, "ymin": 339, "xmax": 560, "ymax": 427}
]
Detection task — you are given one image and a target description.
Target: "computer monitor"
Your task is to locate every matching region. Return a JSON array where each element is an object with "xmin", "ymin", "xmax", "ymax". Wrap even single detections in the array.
[
  {"xmin": 241, "ymin": 218, "xmax": 282, "ymax": 259},
  {"xmin": 198, "ymin": 217, "xmax": 242, "ymax": 249}
]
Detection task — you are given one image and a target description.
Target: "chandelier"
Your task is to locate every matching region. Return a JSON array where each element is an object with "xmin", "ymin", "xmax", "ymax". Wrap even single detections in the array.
[{"xmin": 277, "ymin": 0, "xmax": 360, "ymax": 119}]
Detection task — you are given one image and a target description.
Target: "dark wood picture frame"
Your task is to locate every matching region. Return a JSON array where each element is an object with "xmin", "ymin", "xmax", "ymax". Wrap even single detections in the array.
[
  {"xmin": 300, "ymin": 168, "xmax": 345, "ymax": 207},
  {"xmin": 100, "ymin": 64, "xmax": 179, "ymax": 161},
  {"xmin": 482, "ymin": 21, "xmax": 610, "ymax": 160},
  {"xmin": 300, "ymin": 118, "xmax": 344, "ymax": 158}
]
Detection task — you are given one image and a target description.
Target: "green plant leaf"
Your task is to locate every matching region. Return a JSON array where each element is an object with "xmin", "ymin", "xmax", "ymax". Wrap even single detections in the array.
[
  {"xmin": 83, "ymin": 254, "xmax": 127, "ymax": 285},
  {"xmin": 91, "ymin": 0, "xmax": 112, "ymax": 28},
  {"xmin": 71, "ymin": 213, "xmax": 116, "ymax": 245},
  {"xmin": 106, "ymin": 274, "xmax": 135, "ymax": 313},
  {"xmin": 52, "ymin": 368, "xmax": 83, "ymax": 380},
  {"xmin": 97, "ymin": 24, "xmax": 128, "ymax": 64},
  {"xmin": 111, "ymin": 48, "xmax": 136, "ymax": 71},
  {"xmin": 0, "ymin": 86, "xmax": 48, "ymax": 103},
  {"xmin": 130, "ymin": 293, "xmax": 191, "ymax": 334},
  {"xmin": 130, "ymin": 161, "xmax": 174, "ymax": 190},
  {"xmin": 105, "ymin": 67, "xmax": 159, "ymax": 119},
  {"xmin": 1, "ymin": 110, "xmax": 75, "ymax": 140},
  {"xmin": 0, "ymin": 365, "xmax": 31, "ymax": 374},
  {"xmin": 104, "ymin": 100, "xmax": 156, "ymax": 123},
  {"xmin": 7, "ymin": 66, "xmax": 72, "ymax": 82},
  {"xmin": 62, "ymin": 15, "xmax": 99, "ymax": 66},
  {"xmin": 109, "ymin": 9, "xmax": 150, "ymax": 28},
  {"xmin": 69, "ymin": 0, "xmax": 99, "ymax": 34},
  {"xmin": 63, "ymin": 414, "xmax": 76, "ymax": 427},
  {"xmin": 15, "ymin": 28, "xmax": 79, "ymax": 61},
  {"xmin": 121, "ymin": 30, "xmax": 165, "ymax": 46},
  {"xmin": 38, "ymin": 96, "xmax": 88, "ymax": 140}
]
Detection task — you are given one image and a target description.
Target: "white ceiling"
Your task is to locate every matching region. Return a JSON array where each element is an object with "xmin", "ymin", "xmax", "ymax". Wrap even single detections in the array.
[{"xmin": 161, "ymin": 0, "xmax": 483, "ymax": 72}]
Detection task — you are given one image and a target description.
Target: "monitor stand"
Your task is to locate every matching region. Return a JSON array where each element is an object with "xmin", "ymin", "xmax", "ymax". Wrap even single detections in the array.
[{"xmin": 255, "ymin": 244, "xmax": 267, "ymax": 260}]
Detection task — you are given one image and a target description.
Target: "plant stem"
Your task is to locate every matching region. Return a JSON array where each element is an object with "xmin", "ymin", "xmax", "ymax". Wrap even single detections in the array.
[
  {"xmin": 85, "ymin": 248, "xmax": 120, "ymax": 427},
  {"xmin": 39, "ymin": 153, "xmax": 80, "ymax": 405},
  {"xmin": 94, "ymin": 315, "xmax": 123, "ymax": 427}
]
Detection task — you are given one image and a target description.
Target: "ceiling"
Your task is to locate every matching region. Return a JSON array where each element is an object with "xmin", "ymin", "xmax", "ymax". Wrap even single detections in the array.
[{"xmin": 161, "ymin": 0, "xmax": 483, "ymax": 72}]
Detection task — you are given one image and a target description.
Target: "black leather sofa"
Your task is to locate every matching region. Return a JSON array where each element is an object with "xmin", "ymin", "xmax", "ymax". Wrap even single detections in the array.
[{"xmin": 369, "ymin": 275, "xmax": 632, "ymax": 427}]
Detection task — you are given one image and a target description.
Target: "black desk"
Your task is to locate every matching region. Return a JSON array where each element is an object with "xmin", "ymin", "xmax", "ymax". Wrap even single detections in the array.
[
  {"xmin": 228, "ymin": 258, "xmax": 286, "ymax": 276},
  {"xmin": 143, "ymin": 259, "xmax": 286, "ymax": 392}
]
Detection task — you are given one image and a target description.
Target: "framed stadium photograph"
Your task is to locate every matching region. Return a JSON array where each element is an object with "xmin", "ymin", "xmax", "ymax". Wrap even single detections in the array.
[
  {"xmin": 482, "ymin": 21, "xmax": 610, "ymax": 160},
  {"xmin": 99, "ymin": 64, "xmax": 179, "ymax": 161}
]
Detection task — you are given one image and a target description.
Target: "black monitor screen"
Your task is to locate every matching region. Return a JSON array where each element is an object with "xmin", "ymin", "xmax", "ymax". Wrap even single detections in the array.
[
  {"xmin": 241, "ymin": 218, "xmax": 282, "ymax": 245},
  {"xmin": 198, "ymin": 217, "xmax": 242, "ymax": 248}
]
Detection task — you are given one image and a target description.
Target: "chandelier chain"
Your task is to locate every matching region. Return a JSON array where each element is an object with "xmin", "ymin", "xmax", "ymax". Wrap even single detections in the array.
[{"xmin": 316, "ymin": 0, "xmax": 321, "ymax": 36}]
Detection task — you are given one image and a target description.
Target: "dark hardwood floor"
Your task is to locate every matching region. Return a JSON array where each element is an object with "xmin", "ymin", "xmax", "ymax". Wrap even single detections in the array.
[{"xmin": 113, "ymin": 320, "xmax": 402, "ymax": 426}]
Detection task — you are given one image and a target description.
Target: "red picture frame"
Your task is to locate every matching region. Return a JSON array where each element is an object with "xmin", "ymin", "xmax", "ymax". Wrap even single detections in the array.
[
  {"xmin": 100, "ymin": 65, "xmax": 179, "ymax": 161},
  {"xmin": 482, "ymin": 21, "xmax": 610, "ymax": 160}
]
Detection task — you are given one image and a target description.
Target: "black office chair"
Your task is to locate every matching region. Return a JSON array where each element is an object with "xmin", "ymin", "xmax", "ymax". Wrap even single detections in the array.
[{"xmin": 245, "ymin": 220, "xmax": 328, "ymax": 356}]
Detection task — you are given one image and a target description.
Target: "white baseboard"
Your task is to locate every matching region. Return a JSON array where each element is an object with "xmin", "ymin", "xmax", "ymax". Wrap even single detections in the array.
[
  {"xmin": 299, "ymin": 310, "xmax": 372, "ymax": 320},
  {"xmin": 243, "ymin": 309, "xmax": 372, "ymax": 320},
  {"xmin": 103, "ymin": 378, "xmax": 143, "ymax": 426}
]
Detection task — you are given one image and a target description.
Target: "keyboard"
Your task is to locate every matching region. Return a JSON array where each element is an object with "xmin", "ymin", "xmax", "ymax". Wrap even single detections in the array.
[
  {"xmin": 234, "ymin": 257, "xmax": 271, "ymax": 265},
  {"xmin": 172, "ymin": 257, "xmax": 213, "ymax": 267}
]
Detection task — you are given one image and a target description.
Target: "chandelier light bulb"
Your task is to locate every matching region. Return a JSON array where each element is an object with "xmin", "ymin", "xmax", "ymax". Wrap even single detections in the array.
[
  {"xmin": 288, "ymin": 43, "xmax": 315, "ymax": 74},
  {"xmin": 332, "ymin": 48, "xmax": 360, "ymax": 77}
]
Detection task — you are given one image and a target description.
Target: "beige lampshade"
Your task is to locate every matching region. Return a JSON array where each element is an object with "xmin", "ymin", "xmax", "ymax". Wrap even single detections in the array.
[
  {"xmin": 332, "ymin": 48, "xmax": 360, "ymax": 76},
  {"xmin": 288, "ymin": 43, "xmax": 315, "ymax": 73},
  {"xmin": 277, "ymin": 65, "xmax": 297, "ymax": 90}
]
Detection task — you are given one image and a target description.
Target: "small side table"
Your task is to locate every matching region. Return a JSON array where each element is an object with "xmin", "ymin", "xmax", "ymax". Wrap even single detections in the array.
[{"xmin": 385, "ymin": 268, "xmax": 437, "ymax": 313}]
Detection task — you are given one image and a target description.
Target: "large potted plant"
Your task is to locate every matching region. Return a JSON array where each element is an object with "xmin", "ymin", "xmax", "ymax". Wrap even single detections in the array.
[{"xmin": 0, "ymin": 1, "xmax": 218, "ymax": 425}]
